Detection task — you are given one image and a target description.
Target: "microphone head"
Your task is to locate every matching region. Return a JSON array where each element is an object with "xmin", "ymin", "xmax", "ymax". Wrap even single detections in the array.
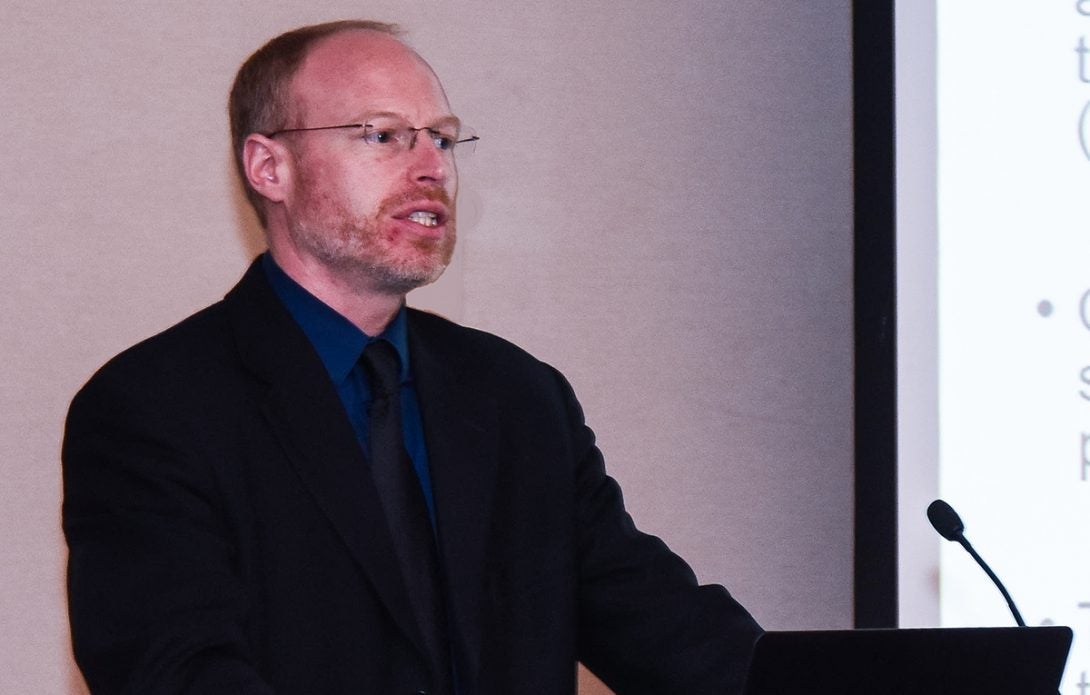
[{"xmin": 927, "ymin": 499, "xmax": 965, "ymax": 541}]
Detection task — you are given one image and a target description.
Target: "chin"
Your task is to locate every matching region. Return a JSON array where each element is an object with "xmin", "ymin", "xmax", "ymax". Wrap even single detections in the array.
[{"xmin": 365, "ymin": 257, "xmax": 449, "ymax": 295}]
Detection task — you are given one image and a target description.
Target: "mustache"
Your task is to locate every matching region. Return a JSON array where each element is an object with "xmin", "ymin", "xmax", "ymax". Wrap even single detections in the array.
[{"xmin": 381, "ymin": 186, "xmax": 453, "ymax": 211}]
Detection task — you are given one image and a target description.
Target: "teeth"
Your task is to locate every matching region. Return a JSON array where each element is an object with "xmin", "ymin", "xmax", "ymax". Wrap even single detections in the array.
[{"xmin": 407, "ymin": 211, "xmax": 438, "ymax": 227}]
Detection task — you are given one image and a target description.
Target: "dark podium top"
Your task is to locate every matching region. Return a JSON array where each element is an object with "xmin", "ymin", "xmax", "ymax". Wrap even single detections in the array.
[{"xmin": 742, "ymin": 626, "xmax": 1073, "ymax": 694}]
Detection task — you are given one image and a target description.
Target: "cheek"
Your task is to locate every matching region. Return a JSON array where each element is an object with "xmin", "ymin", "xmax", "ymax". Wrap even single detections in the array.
[
  {"xmin": 296, "ymin": 149, "xmax": 376, "ymax": 207},
  {"xmin": 312, "ymin": 174, "xmax": 380, "ymax": 221},
  {"xmin": 342, "ymin": 169, "xmax": 396, "ymax": 210},
  {"xmin": 446, "ymin": 163, "xmax": 459, "ymax": 192}
]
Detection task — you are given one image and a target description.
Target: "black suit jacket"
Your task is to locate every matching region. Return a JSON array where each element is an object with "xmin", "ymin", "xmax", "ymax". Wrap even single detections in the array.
[{"xmin": 62, "ymin": 259, "xmax": 761, "ymax": 694}]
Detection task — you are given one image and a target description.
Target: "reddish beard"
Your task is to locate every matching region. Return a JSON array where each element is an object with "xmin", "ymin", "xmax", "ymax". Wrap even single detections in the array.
[{"xmin": 288, "ymin": 177, "xmax": 457, "ymax": 294}]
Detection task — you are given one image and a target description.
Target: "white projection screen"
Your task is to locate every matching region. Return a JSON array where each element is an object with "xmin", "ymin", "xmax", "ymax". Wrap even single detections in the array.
[{"xmin": 897, "ymin": 2, "xmax": 1090, "ymax": 691}]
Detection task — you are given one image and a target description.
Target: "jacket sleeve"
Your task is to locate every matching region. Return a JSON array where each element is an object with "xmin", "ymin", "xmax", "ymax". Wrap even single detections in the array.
[
  {"xmin": 558, "ymin": 370, "xmax": 763, "ymax": 694},
  {"xmin": 62, "ymin": 367, "xmax": 274, "ymax": 695}
]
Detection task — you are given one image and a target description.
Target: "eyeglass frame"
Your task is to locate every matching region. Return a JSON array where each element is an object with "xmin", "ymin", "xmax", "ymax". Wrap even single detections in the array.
[{"xmin": 263, "ymin": 120, "xmax": 480, "ymax": 154}]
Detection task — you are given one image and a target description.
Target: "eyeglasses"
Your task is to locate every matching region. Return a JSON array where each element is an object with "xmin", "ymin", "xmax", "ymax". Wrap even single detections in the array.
[{"xmin": 265, "ymin": 117, "xmax": 479, "ymax": 158}]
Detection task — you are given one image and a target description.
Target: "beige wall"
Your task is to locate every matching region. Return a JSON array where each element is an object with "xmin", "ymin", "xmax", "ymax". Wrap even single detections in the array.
[{"xmin": 0, "ymin": 2, "xmax": 853, "ymax": 693}]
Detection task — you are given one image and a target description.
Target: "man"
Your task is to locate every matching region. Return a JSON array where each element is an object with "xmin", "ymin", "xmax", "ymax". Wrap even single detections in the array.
[{"xmin": 63, "ymin": 20, "xmax": 761, "ymax": 695}]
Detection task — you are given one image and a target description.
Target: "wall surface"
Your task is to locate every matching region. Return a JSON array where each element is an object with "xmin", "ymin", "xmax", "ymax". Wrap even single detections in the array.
[{"xmin": 0, "ymin": 2, "xmax": 853, "ymax": 693}]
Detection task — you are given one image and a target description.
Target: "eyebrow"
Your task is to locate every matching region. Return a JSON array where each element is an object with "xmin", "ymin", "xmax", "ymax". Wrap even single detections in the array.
[{"xmin": 356, "ymin": 111, "xmax": 462, "ymax": 129}]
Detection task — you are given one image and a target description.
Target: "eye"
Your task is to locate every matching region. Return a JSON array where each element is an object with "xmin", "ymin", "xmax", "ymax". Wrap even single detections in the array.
[
  {"xmin": 362, "ymin": 126, "xmax": 400, "ymax": 146},
  {"xmin": 429, "ymin": 130, "xmax": 457, "ymax": 151}
]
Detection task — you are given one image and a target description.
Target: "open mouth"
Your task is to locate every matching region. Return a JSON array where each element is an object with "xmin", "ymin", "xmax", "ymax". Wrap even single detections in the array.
[{"xmin": 406, "ymin": 211, "xmax": 440, "ymax": 227}]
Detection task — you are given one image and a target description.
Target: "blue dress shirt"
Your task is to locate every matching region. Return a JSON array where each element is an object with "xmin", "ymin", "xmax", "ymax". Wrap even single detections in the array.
[{"xmin": 261, "ymin": 254, "xmax": 437, "ymax": 523}]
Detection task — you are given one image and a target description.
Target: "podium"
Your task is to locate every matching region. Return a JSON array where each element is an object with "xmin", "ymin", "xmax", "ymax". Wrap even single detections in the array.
[{"xmin": 742, "ymin": 626, "xmax": 1073, "ymax": 694}]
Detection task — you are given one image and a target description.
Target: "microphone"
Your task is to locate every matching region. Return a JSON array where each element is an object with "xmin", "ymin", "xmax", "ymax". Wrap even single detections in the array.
[{"xmin": 927, "ymin": 499, "xmax": 1026, "ymax": 627}]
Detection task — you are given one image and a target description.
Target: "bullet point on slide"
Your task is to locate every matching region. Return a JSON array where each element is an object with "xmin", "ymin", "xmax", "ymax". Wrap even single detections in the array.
[{"xmin": 1037, "ymin": 300, "xmax": 1054, "ymax": 317}]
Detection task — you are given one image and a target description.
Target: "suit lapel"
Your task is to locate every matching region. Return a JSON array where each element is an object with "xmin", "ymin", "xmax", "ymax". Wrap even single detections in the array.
[
  {"xmin": 224, "ymin": 260, "xmax": 429, "ymax": 659},
  {"xmin": 408, "ymin": 312, "xmax": 500, "ymax": 688}
]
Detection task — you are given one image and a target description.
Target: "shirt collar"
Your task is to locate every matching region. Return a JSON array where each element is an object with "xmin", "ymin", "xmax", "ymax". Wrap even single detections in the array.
[{"xmin": 261, "ymin": 253, "xmax": 411, "ymax": 384}]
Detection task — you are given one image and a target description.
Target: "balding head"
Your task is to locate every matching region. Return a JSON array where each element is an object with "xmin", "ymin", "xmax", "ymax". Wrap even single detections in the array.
[
  {"xmin": 228, "ymin": 21, "xmax": 412, "ymax": 227},
  {"xmin": 286, "ymin": 29, "xmax": 450, "ymax": 138}
]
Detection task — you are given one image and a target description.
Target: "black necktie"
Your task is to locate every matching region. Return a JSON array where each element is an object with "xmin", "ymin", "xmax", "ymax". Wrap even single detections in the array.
[{"xmin": 361, "ymin": 340, "xmax": 451, "ymax": 694}]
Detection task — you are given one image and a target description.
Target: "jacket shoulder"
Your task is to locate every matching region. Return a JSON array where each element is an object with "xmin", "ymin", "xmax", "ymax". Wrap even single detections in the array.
[
  {"xmin": 70, "ymin": 259, "xmax": 277, "ymax": 408},
  {"xmin": 406, "ymin": 308, "xmax": 553, "ymax": 376},
  {"xmin": 81, "ymin": 300, "xmax": 232, "ymax": 387}
]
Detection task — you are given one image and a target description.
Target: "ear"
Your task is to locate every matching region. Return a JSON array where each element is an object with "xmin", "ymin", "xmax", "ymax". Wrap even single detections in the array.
[{"xmin": 242, "ymin": 134, "xmax": 290, "ymax": 204}]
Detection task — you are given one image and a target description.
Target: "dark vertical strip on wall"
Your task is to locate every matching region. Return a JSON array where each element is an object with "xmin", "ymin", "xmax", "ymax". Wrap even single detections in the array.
[{"xmin": 853, "ymin": 0, "xmax": 898, "ymax": 628}]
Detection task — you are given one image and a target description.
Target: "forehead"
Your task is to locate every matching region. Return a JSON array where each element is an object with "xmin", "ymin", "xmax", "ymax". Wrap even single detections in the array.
[{"xmin": 289, "ymin": 30, "xmax": 452, "ymax": 124}]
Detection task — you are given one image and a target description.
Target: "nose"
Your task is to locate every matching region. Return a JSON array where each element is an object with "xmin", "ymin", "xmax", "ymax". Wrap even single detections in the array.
[{"xmin": 406, "ymin": 132, "xmax": 451, "ymax": 186}]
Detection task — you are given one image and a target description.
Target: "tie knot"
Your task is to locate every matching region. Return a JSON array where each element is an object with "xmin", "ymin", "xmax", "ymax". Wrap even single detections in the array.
[{"xmin": 361, "ymin": 340, "xmax": 401, "ymax": 400}]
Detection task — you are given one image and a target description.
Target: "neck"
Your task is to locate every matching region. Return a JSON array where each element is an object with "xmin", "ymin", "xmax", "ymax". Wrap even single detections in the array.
[{"xmin": 267, "ymin": 246, "xmax": 404, "ymax": 337}]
